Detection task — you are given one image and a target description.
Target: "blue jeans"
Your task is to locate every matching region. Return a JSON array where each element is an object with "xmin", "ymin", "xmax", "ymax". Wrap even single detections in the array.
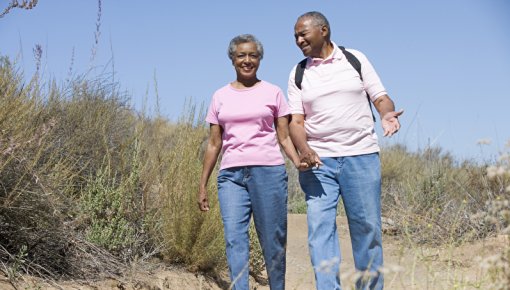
[
  {"xmin": 217, "ymin": 165, "xmax": 288, "ymax": 290},
  {"xmin": 299, "ymin": 153, "xmax": 383, "ymax": 290}
]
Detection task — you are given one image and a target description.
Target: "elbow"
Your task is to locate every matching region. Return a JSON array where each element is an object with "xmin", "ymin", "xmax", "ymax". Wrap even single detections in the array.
[
  {"xmin": 210, "ymin": 142, "xmax": 222, "ymax": 152},
  {"xmin": 289, "ymin": 121, "xmax": 303, "ymax": 133},
  {"xmin": 207, "ymin": 138, "xmax": 222, "ymax": 153}
]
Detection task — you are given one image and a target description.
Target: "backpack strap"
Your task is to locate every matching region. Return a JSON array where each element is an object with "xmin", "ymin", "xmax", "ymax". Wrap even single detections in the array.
[
  {"xmin": 338, "ymin": 46, "xmax": 362, "ymax": 80},
  {"xmin": 294, "ymin": 58, "xmax": 307, "ymax": 90},
  {"xmin": 338, "ymin": 46, "xmax": 376, "ymax": 122}
]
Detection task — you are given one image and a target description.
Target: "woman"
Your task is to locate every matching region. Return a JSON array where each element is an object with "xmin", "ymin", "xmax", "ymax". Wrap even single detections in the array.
[{"xmin": 197, "ymin": 34, "xmax": 303, "ymax": 290}]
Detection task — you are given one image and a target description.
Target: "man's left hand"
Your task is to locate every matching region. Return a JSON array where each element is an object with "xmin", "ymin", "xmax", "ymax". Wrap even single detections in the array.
[{"xmin": 381, "ymin": 109, "xmax": 404, "ymax": 137}]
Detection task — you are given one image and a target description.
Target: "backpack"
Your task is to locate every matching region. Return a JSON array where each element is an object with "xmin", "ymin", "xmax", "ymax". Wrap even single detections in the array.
[{"xmin": 294, "ymin": 45, "xmax": 376, "ymax": 122}]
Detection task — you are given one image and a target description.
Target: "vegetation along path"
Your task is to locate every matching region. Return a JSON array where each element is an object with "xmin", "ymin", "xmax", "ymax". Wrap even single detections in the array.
[{"xmin": 2, "ymin": 214, "xmax": 504, "ymax": 290}]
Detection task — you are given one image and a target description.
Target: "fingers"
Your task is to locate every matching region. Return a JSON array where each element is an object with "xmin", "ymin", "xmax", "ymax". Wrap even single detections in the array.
[
  {"xmin": 197, "ymin": 192, "xmax": 210, "ymax": 211},
  {"xmin": 299, "ymin": 155, "xmax": 322, "ymax": 169},
  {"xmin": 198, "ymin": 200, "xmax": 210, "ymax": 211},
  {"xmin": 300, "ymin": 150, "xmax": 322, "ymax": 168},
  {"xmin": 382, "ymin": 110, "xmax": 402, "ymax": 137},
  {"xmin": 383, "ymin": 124, "xmax": 399, "ymax": 137},
  {"xmin": 390, "ymin": 109, "xmax": 404, "ymax": 119},
  {"xmin": 297, "ymin": 162, "xmax": 309, "ymax": 170},
  {"xmin": 383, "ymin": 109, "xmax": 404, "ymax": 121}
]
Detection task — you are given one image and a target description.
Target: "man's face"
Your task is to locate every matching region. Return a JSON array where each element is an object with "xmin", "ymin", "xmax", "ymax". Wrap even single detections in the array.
[
  {"xmin": 294, "ymin": 18, "xmax": 327, "ymax": 58},
  {"xmin": 232, "ymin": 42, "xmax": 260, "ymax": 80}
]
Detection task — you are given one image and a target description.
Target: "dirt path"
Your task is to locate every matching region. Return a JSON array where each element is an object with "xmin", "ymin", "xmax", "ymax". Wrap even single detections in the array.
[
  {"xmin": 1, "ymin": 214, "xmax": 503, "ymax": 289},
  {"xmin": 277, "ymin": 214, "xmax": 498, "ymax": 290},
  {"xmin": 283, "ymin": 214, "xmax": 350, "ymax": 290}
]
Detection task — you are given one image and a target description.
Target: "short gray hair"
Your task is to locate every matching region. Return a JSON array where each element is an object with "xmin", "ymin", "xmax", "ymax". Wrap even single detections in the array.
[
  {"xmin": 297, "ymin": 11, "xmax": 331, "ymax": 39},
  {"xmin": 227, "ymin": 34, "xmax": 264, "ymax": 61}
]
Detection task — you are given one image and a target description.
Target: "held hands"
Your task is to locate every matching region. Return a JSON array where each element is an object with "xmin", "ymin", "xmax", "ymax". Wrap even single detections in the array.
[
  {"xmin": 381, "ymin": 109, "xmax": 404, "ymax": 137},
  {"xmin": 197, "ymin": 189, "xmax": 210, "ymax": 211},
  {"xmin": 299, "ymin": 149, "xmax": 322, "ymax": 170},
  {"xmin": 294, "ymin": 160, "xmax": 310, "ymax": 171}
]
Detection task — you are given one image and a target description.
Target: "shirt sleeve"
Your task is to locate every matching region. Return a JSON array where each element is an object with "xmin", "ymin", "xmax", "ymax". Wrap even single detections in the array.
[
  {"xmin": 205, "ymin": 93, "xmax": 219, "ymax": 125},
  {"xmin": 348, "ymin": 49, "xmax": 388, "ymax": 102},
  {"xmin": 275, "ymin": 88, "xmax": 291, "ymax": 118},
  {"xmin": 287, "ymin": 65, "xmax": 305, "ymax": 115}
]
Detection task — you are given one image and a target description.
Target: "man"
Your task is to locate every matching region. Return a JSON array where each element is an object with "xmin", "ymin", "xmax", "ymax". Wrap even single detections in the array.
[{"xmin": 287, "ymin": 11, "xmax": 403, "ymax": 290}]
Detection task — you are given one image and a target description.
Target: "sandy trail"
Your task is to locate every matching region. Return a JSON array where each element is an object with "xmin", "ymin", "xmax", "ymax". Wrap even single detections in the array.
[{"xmin": 269, "ymin": 214, "xmax": 496, "ymax": 290}]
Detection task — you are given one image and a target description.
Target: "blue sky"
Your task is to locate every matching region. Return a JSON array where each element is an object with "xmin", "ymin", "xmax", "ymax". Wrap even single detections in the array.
[{"xmin": 1, "ymin": 0, "xmax": 509, "ymax": 162}]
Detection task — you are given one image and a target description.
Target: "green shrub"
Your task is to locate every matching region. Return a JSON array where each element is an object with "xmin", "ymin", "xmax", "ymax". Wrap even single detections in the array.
[{"xmin": 81, "ymin": 156, "xmax": 139, "ymax": 253}]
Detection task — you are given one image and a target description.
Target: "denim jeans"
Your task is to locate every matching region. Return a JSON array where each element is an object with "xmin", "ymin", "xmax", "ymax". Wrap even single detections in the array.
[
  {"xmin": 299, "ymin": 153, "xmax": 383, "ymax": 290},
  {"xmin": 217, "ymin": 165, "xmax": 288, "ymax": 290}
]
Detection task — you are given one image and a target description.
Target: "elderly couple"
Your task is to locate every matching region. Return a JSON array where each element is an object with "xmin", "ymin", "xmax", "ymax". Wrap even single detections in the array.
[{"xmin": 197, "ymin": 11, "xmax": 403, "ymax": 290}]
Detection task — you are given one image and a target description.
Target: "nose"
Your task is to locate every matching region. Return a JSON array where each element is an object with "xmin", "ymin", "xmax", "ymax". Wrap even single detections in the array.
[{"xmin": 296, "ymin": 36, "xmax": 305, "ymax": 46}]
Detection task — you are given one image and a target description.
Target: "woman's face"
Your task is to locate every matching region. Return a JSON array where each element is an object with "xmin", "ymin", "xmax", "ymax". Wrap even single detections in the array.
[{"xmin": 232, "ymin": 42, "xmax": 260, "ymax": 81}]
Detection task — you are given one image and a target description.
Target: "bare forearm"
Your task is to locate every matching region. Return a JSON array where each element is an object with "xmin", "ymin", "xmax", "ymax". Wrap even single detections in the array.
[
  {"xmin": 373, "ymin": 95, "xmax": 395, "ymax": 119},
  {"xmin": 279, "ymin": 136, "xmax": 300, "ymax": 166},
  {"xmin": 199, "ymin": 145, "xmax": 221, "ymax": 190},
  {"xmin": 289, "ymin": 122, "xmax": 312, "ymax": 154}
]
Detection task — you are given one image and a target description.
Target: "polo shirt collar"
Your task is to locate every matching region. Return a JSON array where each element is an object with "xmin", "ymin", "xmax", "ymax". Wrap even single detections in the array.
[{"xmin": 309, "ymin": 41, "xmax": 343, "ymax": 66}]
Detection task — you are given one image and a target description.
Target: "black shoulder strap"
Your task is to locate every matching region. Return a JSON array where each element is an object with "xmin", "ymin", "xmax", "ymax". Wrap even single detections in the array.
[
  {"xmin": 294, "ymin": 58, "xmax": 307, "ymax": 90},
  {"xmin": 340, "ymin": 46, "xmax": 376, "ymax": 122},
  {"xmin": 338, "ymin": 46, "xmax": 362, "ymax": 80}
]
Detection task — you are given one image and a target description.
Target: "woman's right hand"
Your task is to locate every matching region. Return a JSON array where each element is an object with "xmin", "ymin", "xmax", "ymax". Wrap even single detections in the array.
[
  {"xmin": 197, "ymin": 189, "xmax": 210, "ymax": 211},
  {"xmin": 294, "ymin": 160, "xmax": 309, "ymax": 171}
]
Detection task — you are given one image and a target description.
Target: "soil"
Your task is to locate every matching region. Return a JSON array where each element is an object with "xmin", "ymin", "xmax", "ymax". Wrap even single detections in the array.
[{"xmin": 1, "ymin": 214, "xmax": 504, "ymax": 290}]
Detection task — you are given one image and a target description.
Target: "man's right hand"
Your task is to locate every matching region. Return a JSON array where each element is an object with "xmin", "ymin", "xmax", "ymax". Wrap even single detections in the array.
[{"xmin": 299, "ymin": 149, "xmax": 322, "ymax": 168}]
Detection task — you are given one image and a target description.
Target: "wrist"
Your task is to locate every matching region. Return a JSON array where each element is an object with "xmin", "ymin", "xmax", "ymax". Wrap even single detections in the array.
[{"xmin": 298, "ymin": 144, "xmax": 311, "ymax": 153}]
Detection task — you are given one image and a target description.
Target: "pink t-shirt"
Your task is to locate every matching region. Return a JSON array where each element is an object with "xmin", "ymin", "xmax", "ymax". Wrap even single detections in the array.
[
  {"xmin": 206, "ymin": 80, "xmax": 290, "ymax": 170},
  {"xmin": 287, "ymin": 42, "xmax": 388, "ymax": 157}
]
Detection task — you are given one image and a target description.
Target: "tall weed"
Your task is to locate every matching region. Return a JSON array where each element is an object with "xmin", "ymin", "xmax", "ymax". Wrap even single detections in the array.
[{"xmin": 155, "ymin": 102, "xmax": 226, "ymax": 271}]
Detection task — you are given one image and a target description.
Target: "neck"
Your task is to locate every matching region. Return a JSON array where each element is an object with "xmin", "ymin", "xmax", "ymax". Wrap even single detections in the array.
[
  {"xmin": 319, "ymin": 41, "xmax": 334, "ymax": 59},
  {"xmin": 232, "ymin": 78, "xmax": 260, "ymax": 89}
]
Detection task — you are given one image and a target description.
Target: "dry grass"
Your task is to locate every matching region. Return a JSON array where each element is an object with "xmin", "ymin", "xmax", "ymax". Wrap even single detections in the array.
[
  {"xmin": 2, "ymin": 52, "xmax": 510, "ymax": 288},
  {"xmin": 0, "ymin": 55, "xmax": 265, "ymax": 287},
  {"xmin": 379, "ymin": 145, "xmax": 509, "ymax": 246}
]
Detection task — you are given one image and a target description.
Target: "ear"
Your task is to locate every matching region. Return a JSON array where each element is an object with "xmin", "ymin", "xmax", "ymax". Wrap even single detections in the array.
[{"xmin": 320, "ymin": 25, "xmax": 329, "ymax": 37}]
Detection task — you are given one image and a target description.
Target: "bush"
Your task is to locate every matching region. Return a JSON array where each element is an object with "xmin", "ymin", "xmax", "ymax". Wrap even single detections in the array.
[
  {"xmin": 0, "ymin": 56, "xmax": 150, "ymax": 279},
  {"xmin": 380, "ymin": 144, "xmax": 510, "ymax": 244},
  {"xmin": 0, "ymin": 55, "xmax": 267, "ymax": 284},
  {"xmin": 479, "ymin": 141, "xmax": 510, "ymax": 289}
]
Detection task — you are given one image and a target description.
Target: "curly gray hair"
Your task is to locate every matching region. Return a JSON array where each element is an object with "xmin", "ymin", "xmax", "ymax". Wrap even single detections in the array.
[{"xmin": 227, "ymin": 34, "xmax": 264, "ymax": 61}]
